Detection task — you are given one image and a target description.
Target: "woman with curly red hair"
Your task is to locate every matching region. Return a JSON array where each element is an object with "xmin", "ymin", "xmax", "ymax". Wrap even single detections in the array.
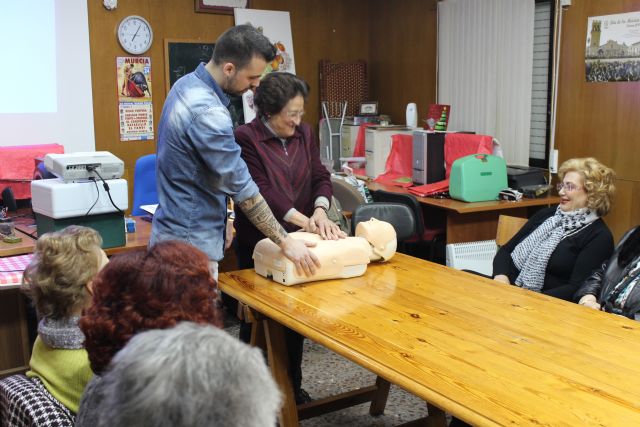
[{"xmin": 76, "ymin": 240, "xmax": 223, "ymax": 424}]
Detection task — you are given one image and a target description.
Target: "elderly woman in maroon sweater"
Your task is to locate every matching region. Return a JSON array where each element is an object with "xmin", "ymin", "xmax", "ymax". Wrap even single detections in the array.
[{"xmin": 233, "ymin": 72, "xmax": 345, "ymax": 404}]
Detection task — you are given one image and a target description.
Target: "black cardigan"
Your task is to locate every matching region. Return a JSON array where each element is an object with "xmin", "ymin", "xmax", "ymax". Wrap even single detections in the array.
[
  {"xmin": 574, "ymin": 226, "xmax": 640, "ymax": 319},
  {"xmin": 493, "ymin": 207, "xmax": 614, "ymax": 301}
]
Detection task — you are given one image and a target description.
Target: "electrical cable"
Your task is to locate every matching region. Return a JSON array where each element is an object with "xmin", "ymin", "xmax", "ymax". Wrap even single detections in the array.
[
  {"xmin": 85, "ymin": 178, "xmax": 100, "ymax": 216},
  {"xmin": 87, "ymin": 166, "xmax": 124, "ymax": 215},
  {"xmin": 87, "ymin": 166, "xmax": 123, "ymax": 214},
  {"xmin": 13, "ymin": 224, "xmax": 38, "ymax": 240}
]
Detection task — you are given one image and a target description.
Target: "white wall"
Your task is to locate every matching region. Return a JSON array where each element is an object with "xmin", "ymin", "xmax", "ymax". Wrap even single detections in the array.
[{"xmin": 0, "ymin": 0, "xmax": 95, "ymax": 153}]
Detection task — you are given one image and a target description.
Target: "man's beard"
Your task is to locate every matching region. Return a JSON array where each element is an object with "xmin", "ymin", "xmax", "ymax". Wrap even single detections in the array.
[{"xmin": 223, "ymin": 73, "xmax": 247, "ymax": 96}]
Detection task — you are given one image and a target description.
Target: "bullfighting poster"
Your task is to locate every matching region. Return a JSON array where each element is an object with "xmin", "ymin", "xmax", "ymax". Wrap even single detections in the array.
[
  {"xmin": 585, "ymin": 11, "xmax": 640, "ymax": 82},
  {"xmin": 117, "ymin": 57, "xmax": 154, "ymax": 141}
]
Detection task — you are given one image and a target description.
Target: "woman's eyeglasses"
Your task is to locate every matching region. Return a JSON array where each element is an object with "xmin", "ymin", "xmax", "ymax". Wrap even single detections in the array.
[
  {"xmin": 284, "ymin": 110, "xmax": 305, "ymax": 119},
  {"xmin": 556, "ymin": 182, "xmax": 581, "ymax": 192}
]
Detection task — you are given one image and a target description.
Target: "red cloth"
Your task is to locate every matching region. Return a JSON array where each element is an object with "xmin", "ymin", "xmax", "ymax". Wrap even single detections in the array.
[
  {"xmin": 408, "ymin": 179, "xmax": 450, "ymax": 197},
  {"xmin": 0, "ymin": 144, "xmax": 64, "ymax": 199},
  {"xmin": 0, "ymin": 254, "xmax": 33, "ymax": 287},
  {"xmin": 444, "ymin": 133, "xmax": 493, "ymax": 179},
  {"xmin": 374, "ymin": 134, "xmax": 413, "ymax": 188},
  {"xmin": 352, "ymin": 123, "xmax": 375, "ymax": 158},
  {"xmin": 127, "ymin": 79, "xmax": 145, "ymax": 97}
]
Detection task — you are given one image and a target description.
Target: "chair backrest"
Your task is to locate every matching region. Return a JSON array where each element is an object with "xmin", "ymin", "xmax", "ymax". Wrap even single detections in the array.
[
  {"xmin": 0, "ymin": 375, "xmax": 74, "ymax": 427},
  {"xmin": 132, "ymin": 154, "xmax": 157, "ymax": 216},
  {"xmin": 331, "ymin": 177, "xmax": 366, "ymax": 213},
  {"xmin": 370, "ymin": 189, "xmax": 424, "ymax": 237},
  {"xmin": 351, "ymin": 202, "xmax": 416, "ymax": 241},
  {"xmin": 496, "ymin": 215, "xmax": 527, "ymax": 246}
]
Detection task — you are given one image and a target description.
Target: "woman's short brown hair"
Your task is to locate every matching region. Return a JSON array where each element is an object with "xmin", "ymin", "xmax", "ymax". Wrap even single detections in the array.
[
  {"xmin": 80, "ymin": 240, "xmax": 223, "ymax": 375},
  {"xmin": 22, "ymin": 225, "xmax": 103, "ymax": 320},
  {"xmin": 558, "ymin": 157, "xmax": 615, "ymax": 216}
]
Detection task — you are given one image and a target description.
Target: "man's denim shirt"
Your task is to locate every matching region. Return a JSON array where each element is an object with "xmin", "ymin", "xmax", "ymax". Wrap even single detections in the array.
[{"xmin": 151, "ymin": 63, "xmax": 259, "ymax": 261}]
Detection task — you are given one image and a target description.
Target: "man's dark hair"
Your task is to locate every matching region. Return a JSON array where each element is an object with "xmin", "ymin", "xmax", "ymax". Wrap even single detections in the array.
[
  {"xmin": 212, "ymin": 25, "xmax": 276, "ymax": 69},
  {"xmin": 254, "ymin": 72, "xmax": 310, "ymax": 119}
]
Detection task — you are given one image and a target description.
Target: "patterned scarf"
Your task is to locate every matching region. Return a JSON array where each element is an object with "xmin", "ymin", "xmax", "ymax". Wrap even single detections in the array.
[
  {"xmin": 511, "ymin": 206, "xmax": 599, "ymax": 292},
  {"xmin": 38, "ymin": 315, "xmax": 85, "ymax": 349}
]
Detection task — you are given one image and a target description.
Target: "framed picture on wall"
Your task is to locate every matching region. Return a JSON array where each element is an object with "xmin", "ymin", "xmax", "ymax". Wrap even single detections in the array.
[
  {"xmin": 359, "ymin": 101, "xmax": 378, "ymax": 116},
  {"xmin": 195, "ymin": 0, "xmax": 250, "ymax": 15}
]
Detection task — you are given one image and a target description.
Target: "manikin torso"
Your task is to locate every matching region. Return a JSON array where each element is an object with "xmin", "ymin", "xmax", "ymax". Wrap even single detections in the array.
[{"xmin": 253, "ymin": 218, "xmax": 397, "ymax": 285}]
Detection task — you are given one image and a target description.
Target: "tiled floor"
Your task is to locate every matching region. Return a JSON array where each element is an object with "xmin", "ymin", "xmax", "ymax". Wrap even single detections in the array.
[{"xmin": 224, "ymin": 315, "xmax": 439, "ymax": 427}]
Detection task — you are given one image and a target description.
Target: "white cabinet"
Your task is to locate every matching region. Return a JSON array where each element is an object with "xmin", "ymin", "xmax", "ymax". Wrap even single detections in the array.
[
  {"xmin": 364, "ymin": 127, "xmax": 414, "ymax": 179},
  {"xmin": 340, "ymin": 124, "xmax": 360, "ymax": 158}
]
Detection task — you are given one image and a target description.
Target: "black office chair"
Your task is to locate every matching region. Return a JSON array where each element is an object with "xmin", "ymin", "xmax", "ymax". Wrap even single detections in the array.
[
  {"xmin": 370, "ymin": 189, "xmax": 445, "ymax": 261},
  {"xmin": 351, "ymin": 203, "xmax": 416, "ymax": 253}
]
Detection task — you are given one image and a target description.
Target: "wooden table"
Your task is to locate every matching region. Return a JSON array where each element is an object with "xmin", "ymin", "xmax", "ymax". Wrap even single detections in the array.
[
  {"xmin": 0, "ymin": 216, "xmax": 152, "ymax": 377},
  {"xmin": 219, "ymin": 254, "xmax": 640, "ymax": 426},
  {"xmin": 0, "ymin": 216, "xmax": 152, "ymax": 257},
  {"xmin": 366, "ymin": 182, "xmax": 560, "ymax": 243}
]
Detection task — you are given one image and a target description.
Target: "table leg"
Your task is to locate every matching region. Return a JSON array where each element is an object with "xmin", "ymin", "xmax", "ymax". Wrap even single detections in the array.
[
  {"xmin": 246, "ymin": 306, "xmax": 267, "ymax": 352},
  {"xmin": 426, "ymin": 402, "xmax": 447, "ymax": 427},
  {"xmin": 264, "ymin": 317, "xmax": 299, "ymax": 426},
  {"xmin": 369, "ymin": 376, "xmax": 391, "ymax": 415}
]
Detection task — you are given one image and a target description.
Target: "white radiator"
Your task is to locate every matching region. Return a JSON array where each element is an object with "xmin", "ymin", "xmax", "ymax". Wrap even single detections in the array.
[{"xmin": 446, "ymin": 240, "xmax": 498, "ymax": 276}]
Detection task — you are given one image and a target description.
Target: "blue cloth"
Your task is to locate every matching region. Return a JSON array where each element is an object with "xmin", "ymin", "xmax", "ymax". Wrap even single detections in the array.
[{"xmin": 151, "ymin": 63, "xmax": 259, "ymax": 261}]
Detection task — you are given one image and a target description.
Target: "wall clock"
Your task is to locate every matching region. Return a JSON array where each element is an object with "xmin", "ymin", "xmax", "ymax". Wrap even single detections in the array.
[{"xmin": 117, "ymin": 15, "xmax": 153, "ymax": 55}]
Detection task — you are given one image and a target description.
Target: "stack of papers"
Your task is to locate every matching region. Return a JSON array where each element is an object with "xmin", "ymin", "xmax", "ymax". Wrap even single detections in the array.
[{"xmin": 140, "ymin": 204, "xmax": 158, "ymax": 215}]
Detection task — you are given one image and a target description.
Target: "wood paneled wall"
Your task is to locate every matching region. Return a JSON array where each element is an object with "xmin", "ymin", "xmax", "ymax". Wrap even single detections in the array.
[
  {"xmin": 555, "ymin": 0, "xmax": 640, "ymax": 240},
  {"xmin": 87, "ymin": 0, "xmax": 372, "ymax": 209},
  {"xmin": 370, "ymin": 0, "xmax": 439, "ymax": 125}
]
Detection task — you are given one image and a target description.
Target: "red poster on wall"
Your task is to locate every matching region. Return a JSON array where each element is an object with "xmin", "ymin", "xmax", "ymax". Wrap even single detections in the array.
[{"xmin": 117, "ymin": 57, "xmax": 154, "ymax": 141}]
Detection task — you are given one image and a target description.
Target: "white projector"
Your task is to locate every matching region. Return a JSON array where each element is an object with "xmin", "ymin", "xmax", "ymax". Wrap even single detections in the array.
[
  {"xmin": 44, "ymin": 151, "xmax": 124, "ymax": 182},
  {"xmin": 31, "ymin": 178, "xmax": 128, "ymax": 219}
]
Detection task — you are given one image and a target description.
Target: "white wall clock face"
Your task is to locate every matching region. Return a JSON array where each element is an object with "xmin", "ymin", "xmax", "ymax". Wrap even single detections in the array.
[{"xmin": 117, "ymin": 15, "xmax": 153, "ymax": 55}]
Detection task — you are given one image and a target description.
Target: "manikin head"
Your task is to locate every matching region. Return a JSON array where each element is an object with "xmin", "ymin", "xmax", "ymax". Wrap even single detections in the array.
[{"xmin": 355, "ymin": 218, "xmax": 397, "ymax": 261}]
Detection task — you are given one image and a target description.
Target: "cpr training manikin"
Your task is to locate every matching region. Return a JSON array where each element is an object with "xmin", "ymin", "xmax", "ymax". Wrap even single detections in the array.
[{"xmin": 253, "ymin": 218, "xmax": 397, "ymax": 285}]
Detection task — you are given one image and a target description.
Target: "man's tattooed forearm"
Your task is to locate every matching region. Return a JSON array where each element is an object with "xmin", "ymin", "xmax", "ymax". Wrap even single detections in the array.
[{"xmin": 238, "ymin": 194, "xmax": 288, "ymax": 245}]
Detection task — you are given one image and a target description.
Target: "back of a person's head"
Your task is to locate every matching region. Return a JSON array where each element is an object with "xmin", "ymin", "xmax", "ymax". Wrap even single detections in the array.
[
  {"xmin": 212, "ymin": 24, "xmax": 276, "ymax": 69},
  {"xmin": 22, "ymin": 225, "xmax": 103, "ymax": 319},
  {"xmin": 89, "ymin": 322, "xmax": 281, "ymax": 427},
  {"xmin": 80, "ymin": 240, "xmax": 222, "ymax": 374}
]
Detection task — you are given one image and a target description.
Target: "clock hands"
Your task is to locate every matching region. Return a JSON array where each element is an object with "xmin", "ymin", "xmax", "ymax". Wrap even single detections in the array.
[{"xmin": 131, "ymin": 24, "xmax": 141, "ymax": 41}]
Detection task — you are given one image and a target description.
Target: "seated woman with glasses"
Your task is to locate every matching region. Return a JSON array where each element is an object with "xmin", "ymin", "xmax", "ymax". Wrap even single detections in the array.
[
  {"xmin": 574, "ymin": 224, "xmax": 640, "ymax": 320},
  {"xmin": 231, "ymin": 72, "xmax": 346, "ymax": 404},
  {"xmin": 492, "ymin": 157, "xmax": 615, "ymax": 300}
]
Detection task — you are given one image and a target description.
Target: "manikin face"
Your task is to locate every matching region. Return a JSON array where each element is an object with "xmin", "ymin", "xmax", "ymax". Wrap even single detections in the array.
[
  {"xmin": 558, "ymin": 171, "xmax": 589, "ymax": 212},
  {"xmin": 268, "ymin": 95, "xmax": 304, "ymax": 138},
  {"xmin": 222, "ymin": 56, "xmax": 267, "ymax": 96}
]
